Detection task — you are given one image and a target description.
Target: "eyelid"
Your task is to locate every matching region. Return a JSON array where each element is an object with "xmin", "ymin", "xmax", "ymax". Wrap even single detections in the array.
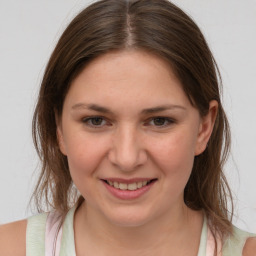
[
  {"xmin": 81, "ymin": 116, "xmax": 176, "ymax": 129},
  {"xmin": 145, "ymin": 117, "xmax": 176, "ymax": 127},
  {"xmin": 82, "ymin": 116, "xmax": 111, "ymax": 128}
]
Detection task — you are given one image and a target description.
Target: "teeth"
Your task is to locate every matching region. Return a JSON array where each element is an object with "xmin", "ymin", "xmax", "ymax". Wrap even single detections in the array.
[
  {"xmin": 107, "ymin": 180, "xmax": 150, "ymax": 190},
  {"xmin": 137, "ymin": 182, "xmax": 143, "ymax": 188},
  {"xmin": 128, "ymin": 183, "xmax": 137, "ymax": 190},
  {"xmin": 119, "ymin": 183, "xmax": 128, "ymax": 190}
]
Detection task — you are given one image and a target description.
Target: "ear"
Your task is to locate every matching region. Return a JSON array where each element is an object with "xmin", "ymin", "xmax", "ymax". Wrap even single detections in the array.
[
  {"xmin": 195, "ymin": 100, "xmax": 218, "ymax": 156},
  {"xmin": 55, "ymin": 110, "xmax": 67, "ymax": 156}
]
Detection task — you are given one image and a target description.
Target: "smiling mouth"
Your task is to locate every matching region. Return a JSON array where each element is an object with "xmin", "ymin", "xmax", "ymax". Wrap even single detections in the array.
[{"xmin": 102, "ymin": 179, "xmax": 157, "ymax": 191}]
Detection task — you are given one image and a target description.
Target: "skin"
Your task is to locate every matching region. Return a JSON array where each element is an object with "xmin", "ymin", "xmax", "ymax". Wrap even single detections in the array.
[
  {"xmin": 0, "ymin": 220, "xmax": 26, "ymax": 255},
  {"xmin": 0, "ymin": 49, "xmax": 255, "ymax": 255},
  {"xmin": 57, "ymin": 49, "xmax": 216, "ymax": 255}
]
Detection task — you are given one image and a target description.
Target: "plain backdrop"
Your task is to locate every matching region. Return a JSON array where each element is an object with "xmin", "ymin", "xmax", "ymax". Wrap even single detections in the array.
[{"xmin": 0, "ymin": 0, "xmax": 256, "ymax": 232}]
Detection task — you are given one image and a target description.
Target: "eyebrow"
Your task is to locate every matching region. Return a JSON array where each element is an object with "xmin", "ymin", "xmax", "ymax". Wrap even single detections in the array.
[
  {"xmin": 71, "ymin": 103, "xmax": 186, "ymax": 114},
  {"xmin": 72, "ymin": 103, "xmax": 113, "ymax": 114},
  {"xmin": 141, "ymin": 105, "xmax": 186, "ymax": 114}
]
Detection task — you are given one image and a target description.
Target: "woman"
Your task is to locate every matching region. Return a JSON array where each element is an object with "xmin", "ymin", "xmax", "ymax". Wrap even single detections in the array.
[{"xmin": 0, "ymin": 0, "xmax": 255, "ymax": 255}]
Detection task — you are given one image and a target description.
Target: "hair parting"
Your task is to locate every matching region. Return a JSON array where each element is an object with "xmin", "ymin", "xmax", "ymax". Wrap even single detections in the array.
[{"xmin": 31, "ymin": 1, "xmax": 234, "ymax": 253}]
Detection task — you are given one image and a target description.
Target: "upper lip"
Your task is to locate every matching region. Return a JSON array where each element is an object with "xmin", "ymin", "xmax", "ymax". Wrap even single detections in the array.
[{"xmin": 101, "ymin": 178, "xmax": 157, "ymax": 184}]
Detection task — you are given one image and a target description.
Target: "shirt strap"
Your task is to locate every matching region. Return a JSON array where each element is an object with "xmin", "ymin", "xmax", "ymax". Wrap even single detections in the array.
[
  {"xmin": 26, "ymin": 213, "xmax": 47, "ymax": 256},
  {"xmin": 45, "ymin": 211, "xmax": 63, "ymax": 256}
]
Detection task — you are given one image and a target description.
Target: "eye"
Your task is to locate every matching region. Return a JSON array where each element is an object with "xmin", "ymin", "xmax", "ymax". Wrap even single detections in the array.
[
  {"xmin": 148, "ymin": 117, "xmax": 175, "ymax": 127},
  {"xmin": 82, "ymin": 116, "xmax": 108, "ymax": 128}
]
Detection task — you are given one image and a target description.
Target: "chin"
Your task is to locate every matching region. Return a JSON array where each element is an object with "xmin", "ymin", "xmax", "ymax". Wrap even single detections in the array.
[{"xmin": 104, "ymin": 208, "xmax": 153, "ymax": 228}]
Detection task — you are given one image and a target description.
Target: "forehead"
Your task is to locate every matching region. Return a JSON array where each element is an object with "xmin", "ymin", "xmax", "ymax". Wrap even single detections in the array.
[{"xmin": 64, "ymin": 50, "xmax": 192, "ymax": 112}]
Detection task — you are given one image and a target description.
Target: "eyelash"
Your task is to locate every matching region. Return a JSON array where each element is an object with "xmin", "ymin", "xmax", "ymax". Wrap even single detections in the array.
[
  {"xmin": 82, "ymin": 116, "xmax": 108, "ymax": 128},
  {"xmin": 82, "ymin": 116, "xmax": 175, "ymax": 129},
  {"xmin": 147, "ymin": 117, "xmax": 175, "ymax": 127}
]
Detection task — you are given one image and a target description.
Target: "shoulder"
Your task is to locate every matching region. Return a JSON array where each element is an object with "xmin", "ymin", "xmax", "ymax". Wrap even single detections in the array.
[
  {"xmin": 0, "ymin": 219, "xmax": 27, "ymax": 256},
  {"xmin": 222, "ymin": 225, "xmax": 256, "ymax": 256},
  {"xmin": 243, "ymin": 237, "xmax": 256, "ymax": 256}
]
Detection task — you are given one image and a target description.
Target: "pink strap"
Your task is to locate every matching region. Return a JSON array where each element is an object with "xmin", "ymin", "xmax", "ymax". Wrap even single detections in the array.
[
  {"xmin": 45, "ymin": 211, "xmax": 220, "ymax": 256},
  {"xmin": 45, "ymin": 211, "xmax": 63, "ymax": 256},
  {"xmin": 206, "ymin": 227, "xmax": 222, "ymax": 256}
]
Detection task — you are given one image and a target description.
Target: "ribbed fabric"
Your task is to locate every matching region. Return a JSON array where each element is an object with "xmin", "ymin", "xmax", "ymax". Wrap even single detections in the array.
[
  {"xmin": 59, "ymin": 206, "xmax": 76, "ymax": 256},
  {"xmin": 26, "ymin": 205, "xmax": 256, "ymax": 256},
  {"xmin": 206, "ymin": 225, "xmax": 222, "ymax": 256},
  {"xmin": 26, "ymin": 212, "xmax": 47, "ymax": 256},
  {"xmin": 45, "ymin": 211, "xmax": 63, "ymax": 256},
  {"xmin": 222, "ymin": 226, "xmax": 256, "ymax": 256}
]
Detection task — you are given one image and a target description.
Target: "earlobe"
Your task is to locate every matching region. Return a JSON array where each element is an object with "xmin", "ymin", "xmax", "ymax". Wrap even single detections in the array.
[{"xmin": 195, "ymin": 100, "xmax": 218, "ymax": 156}]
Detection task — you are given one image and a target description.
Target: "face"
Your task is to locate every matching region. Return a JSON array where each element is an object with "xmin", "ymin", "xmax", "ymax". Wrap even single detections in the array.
[{"xmin": 57, "ymin": 50, "xmax": 216, "ymax": 227}]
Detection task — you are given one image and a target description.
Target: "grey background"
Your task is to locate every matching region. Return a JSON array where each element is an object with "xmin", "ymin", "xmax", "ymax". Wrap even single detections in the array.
[{"xmin": 0, "ymin": 0, "xmax": 255, "ymax": 232}]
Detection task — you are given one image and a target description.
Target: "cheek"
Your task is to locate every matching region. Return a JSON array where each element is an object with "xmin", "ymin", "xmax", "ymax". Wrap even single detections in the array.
[
  {"xmin": 64, "ymin": 133, "xmax": 109, "ymax": 181},
  {"xmin": 65, "ymin": 133, "xmax": 111, "ymax": 204},
  {"xmin": 148, "ymin": 131, "xmax": 197, "ymax": 180},
  {"xmin": 149, "ymin": 133, "xmax": 197, "ymax": 205}
]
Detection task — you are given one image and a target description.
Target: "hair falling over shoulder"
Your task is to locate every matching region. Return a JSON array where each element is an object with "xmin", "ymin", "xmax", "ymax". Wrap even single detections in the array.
[{"xmin": 30, "ymin": 0, "xmax": 233, "ymax": 249}]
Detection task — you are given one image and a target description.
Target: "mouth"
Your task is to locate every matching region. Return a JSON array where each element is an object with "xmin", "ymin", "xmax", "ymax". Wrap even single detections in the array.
[{"xmin": 102, "ymin": 179, "xmax": 157, "ymax": 191}]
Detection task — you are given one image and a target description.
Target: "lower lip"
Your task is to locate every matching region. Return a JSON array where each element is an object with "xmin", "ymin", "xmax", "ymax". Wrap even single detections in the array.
[{"xmin": 102, "ymin": 180, "xmax": 156, "ymax": 200}]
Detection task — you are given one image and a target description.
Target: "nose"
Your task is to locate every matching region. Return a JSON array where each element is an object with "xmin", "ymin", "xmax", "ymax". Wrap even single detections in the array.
[{"xmin": 108, "ymin": 124, "xmax": 148, "ymax": 172}]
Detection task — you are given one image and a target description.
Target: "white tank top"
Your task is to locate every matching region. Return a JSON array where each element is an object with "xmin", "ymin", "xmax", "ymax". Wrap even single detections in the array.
[
  {"xmin": 44, "ymin": 209, "xmax": 219, "ymax": 256},
  {"xmin": 26, "ymin": 205, "xmax": 256, "ymax": 256}
]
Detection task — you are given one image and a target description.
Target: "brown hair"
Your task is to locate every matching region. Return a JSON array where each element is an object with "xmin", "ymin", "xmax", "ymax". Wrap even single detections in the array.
[{"xmin": 31, "ymin": 0, "xmax": 233, "ymax": 248}]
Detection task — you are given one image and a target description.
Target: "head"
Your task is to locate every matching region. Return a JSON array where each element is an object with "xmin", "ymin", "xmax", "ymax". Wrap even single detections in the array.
[{"xmin": 32, "ymin": 0, "xmax": 232, "ymax": 240}]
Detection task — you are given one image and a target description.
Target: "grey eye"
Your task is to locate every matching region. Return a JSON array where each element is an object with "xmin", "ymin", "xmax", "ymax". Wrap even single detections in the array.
[
  {"xmin": 153, "ymin": 118, "xmax": 168, "ymax": 126},
  {"xmin": 90, "ymin": 117, "xmax": 104, "ymax": 126},
  {"xmin": 82, "ymin": 117, "xmax": 107, "ymax": 127}
]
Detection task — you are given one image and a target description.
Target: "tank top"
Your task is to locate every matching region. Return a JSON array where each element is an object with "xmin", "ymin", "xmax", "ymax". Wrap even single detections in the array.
[{"xmin": 26, "ymin": 205, "xmax": 256, "ymax": 256}]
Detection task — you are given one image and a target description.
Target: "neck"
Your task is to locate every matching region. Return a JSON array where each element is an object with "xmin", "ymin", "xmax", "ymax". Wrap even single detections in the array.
[{"xmin": 74, "ymin": 201, "xmax": 203, "ymax": 255}]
